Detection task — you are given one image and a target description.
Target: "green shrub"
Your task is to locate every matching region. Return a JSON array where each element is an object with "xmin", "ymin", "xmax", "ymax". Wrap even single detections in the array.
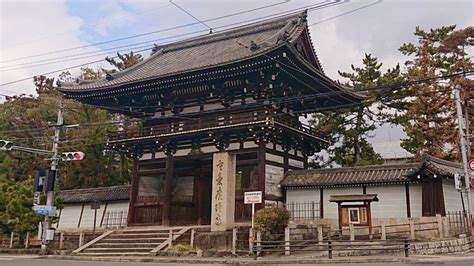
[
  {"xmin": 254, "ymin": 207, "xmax": 290, "ymax": 240},
  {"xmin": 168, "ymin": 243, "xmax": 193, "ymax": 252}
]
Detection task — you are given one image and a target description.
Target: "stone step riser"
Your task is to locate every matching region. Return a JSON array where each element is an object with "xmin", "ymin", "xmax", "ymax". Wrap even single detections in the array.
[
  {"xmin": 76, "ymin": 252, "xmax": 151, "ymax": 256},
  {"xmin": 108, "ymin": 233, "xmax": 169, "ymax": 238},
  {"xmin": 83, "ymin": 248, "xmax": 153, "ymax": 253},
  {"xmin": 93, "ymin": 243, "xmax": 159, "ymax": 248},
  {"xmin": 99, "ymin": 239, "xmax": 167, "ymax": 244}
]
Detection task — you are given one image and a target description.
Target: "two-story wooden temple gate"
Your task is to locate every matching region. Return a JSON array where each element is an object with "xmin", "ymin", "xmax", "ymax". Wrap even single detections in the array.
[{"xmin": 57, "ymin": 11, "xmax": 364, "ymax": 228}]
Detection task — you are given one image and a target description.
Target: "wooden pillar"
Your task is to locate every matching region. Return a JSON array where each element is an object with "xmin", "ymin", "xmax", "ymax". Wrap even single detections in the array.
[
  {"xmin": 405, "ymin": 183, "xmax": 411, "ymax": 218},
  {"xmin": 257, "ymin": 144, "xmax": 266, "ymax": 210},
  {"xmin": 162, "ymin": 156, "xmax": 174, "ymax": 226},
  {"xmin": 319, "ymin": 187, "xmax": 324, "ymax": 219},
  {"xmin": 127, "ymin": 159, "xmax": 139, "ymax": 225}
]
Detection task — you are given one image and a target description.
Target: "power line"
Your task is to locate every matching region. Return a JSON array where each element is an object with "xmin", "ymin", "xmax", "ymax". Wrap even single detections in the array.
[
  {"xmin": 169, "ymin": 0, "xmax": 213, "ymax": 32},
  {"xmin": 0, "ymin": 1, "xmax": 339, "ymax": 71},
  {"xmin": 0, "ymin": 1, "xmax": 344, "ymax": 90},
  {"xmin": 0, "ymin": 0, "xmax": 295, "ymax": 64},
  {"xmin": 1, "ymin": 70, "xmax": 472, "ymax": 140},
  {"xmin": 2, "ymin": 1, "xmax": 174, "ymax": 50},
  {"xmin": 308, "ymin": 0, "xmax": 382, "ymax": 27}
]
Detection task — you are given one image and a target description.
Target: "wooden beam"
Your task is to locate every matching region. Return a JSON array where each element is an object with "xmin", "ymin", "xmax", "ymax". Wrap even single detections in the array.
[
  {"xmin": 127, "ymin": 159, "xmax": 139, "ymax": 225},
  {"xmin": 162, "ymin": 156, "xmax": 174, "ymax": 226},
  {"xmin": 319, "ymin": 187, "xmax": 324, "ymax": 219},
  {"xmin": 77, "ymin": 204, "xmax": 84, "ymax": 228},
  {"xmin": 405, "ymin": 183, "xmax": 411, "ymax": 218},
  {"xmin": 257, "ymin": 144, "xmax": 266, "ymax": 209}
]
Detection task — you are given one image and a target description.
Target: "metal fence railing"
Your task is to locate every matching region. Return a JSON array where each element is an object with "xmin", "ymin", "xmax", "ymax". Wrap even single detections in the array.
[
  {"xmin": 252, "ymin": 238, "xmax": 410, "ymax": 259},
  {"xmin": 102, "ymin": 210, "xmax": 128, "ymax": 228},
  {"xmin": 286, "ymin": 201, "xmax": 320, "ymax": 221},
  {"xmin": 447, "ymin": 210, "xmax": 471, "ymax": 236}
]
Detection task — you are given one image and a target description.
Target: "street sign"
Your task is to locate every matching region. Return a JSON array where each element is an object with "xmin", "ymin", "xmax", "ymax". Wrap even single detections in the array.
[
  {"xmin": 32, "ymin": 205, "xmax": 56, "ymax": 216},
  {"xmin": 244, "ymin": 191, "xmax": 262, "ymax": 204},
  {"xmin": 468, "ymin": 159, "xmax": 474, "ymax": 171}
]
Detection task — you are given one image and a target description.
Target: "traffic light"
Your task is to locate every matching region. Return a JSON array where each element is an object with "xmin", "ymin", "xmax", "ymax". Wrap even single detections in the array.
[
  {"xmin": 45, "ymin": 170, "xmax": 57, "ymax": 192},
  {"xmin": 0, "ymin": 140, "xmax": 13, "ymax": 151},
  {"xmin": 60, "ymin": 152, "xmax": 84, "ymax": 161},
  {"xmin": 33, "ymin": 169, "xmax": 46, "ymax": 192}
]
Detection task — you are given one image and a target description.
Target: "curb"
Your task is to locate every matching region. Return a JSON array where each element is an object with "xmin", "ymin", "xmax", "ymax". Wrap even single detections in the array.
[{"xmin": 42, "ymin": 255, "xmax": 407, "ymax": 264}]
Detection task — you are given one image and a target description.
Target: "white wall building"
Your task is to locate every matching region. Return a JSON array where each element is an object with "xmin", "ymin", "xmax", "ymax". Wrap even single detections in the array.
[
  {"xmin": 56, "ymin": 185, "xmax": 130, "ymax": 229},
  {"xmin": 281, "ymin": 155, "xmax": 467, "ymax": 228}
]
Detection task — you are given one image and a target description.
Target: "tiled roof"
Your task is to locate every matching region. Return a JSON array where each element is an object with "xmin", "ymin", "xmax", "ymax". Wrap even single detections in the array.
[
  {"xmin": 57, "ymin": 12, "xmax": 311, "ymax": 92},
  {"xmin": 281, "ymin": 154, "xmax": 463, "ymax": 188},
  {"xmin": 329, "ymin": 194, "xmax": 379, "ymax": 203},
  {"xmin": 58, "ymin": 185, "xmax": 130, "ymax": 203},
  {"xmin": 281, "ymin": 163, "xmax": 418, "ymax": 187}
]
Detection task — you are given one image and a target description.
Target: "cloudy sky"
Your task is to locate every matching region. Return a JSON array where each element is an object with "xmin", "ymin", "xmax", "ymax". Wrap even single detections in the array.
[{"xmin": 0, "ymin": 0, "xmax": 473, "ymax": 147}]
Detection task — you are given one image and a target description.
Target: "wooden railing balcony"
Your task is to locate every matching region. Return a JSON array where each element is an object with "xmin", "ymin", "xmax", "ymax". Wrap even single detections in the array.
[{"xmin": 108, "ymin": 111, "xmax": 326, "ymax": 143}]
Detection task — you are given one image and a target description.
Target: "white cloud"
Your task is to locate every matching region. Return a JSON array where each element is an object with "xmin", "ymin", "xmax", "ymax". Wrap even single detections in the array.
[{"xmin": 0, "ymin": 0, "xmax": 102, "ymax": 96}]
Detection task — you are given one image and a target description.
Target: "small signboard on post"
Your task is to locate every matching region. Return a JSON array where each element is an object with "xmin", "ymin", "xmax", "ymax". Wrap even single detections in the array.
[
  {"xmin": 244, "ymin": 191, "xmax": 262, "ymax": 251},
  {"xmin": 244, "ymin": 191, "xmax": 262, "ymax": 205}
]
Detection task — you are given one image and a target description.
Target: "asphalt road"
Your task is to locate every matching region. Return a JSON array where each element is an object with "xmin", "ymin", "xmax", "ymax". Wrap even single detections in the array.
[{"xmin": 1, "ymin": 256, "xmax": 474, "ymax": 266}]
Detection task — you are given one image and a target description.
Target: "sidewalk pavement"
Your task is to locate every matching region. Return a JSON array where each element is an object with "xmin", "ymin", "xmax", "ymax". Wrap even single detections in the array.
[{"xmin": 2, "ymin": 252, "xmax": 473, "ymax": 265}]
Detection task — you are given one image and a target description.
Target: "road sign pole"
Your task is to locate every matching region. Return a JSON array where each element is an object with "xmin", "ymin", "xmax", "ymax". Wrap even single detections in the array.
[
  {"xmin": 41, "ymin": 98, "xmax": 63, "ymax": 251},
  {"xmin": 455, "ymin": 86, "xmax": 472, "ymax": 214}
]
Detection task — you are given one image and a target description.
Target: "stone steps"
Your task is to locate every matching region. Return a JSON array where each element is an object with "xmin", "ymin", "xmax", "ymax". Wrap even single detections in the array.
[
  {"xmin": 99, "ymin": 237, "xmax": 168, "ymax": 243},
  {"xmin": 77, "ymin": 228, "xmax": 173, "ymax": 256},
  {"xmin": 76, "ymin": 252, "xmax": 151, "ymax": 256}
]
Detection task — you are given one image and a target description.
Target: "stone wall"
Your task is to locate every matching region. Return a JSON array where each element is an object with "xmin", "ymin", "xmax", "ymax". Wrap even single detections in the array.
[{"xmin": 411, "ymin": 236, "xmax": 471, "ymax": 255}]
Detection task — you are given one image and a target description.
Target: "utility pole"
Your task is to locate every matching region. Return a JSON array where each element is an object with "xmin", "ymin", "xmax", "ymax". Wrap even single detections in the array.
[
  {"xmin": 454, "ymin": 85, "xmax": 472, "ymax": 214},
  {"xmin": 41, "ymin": 97, "xmax": 63, "ymax": 251}
]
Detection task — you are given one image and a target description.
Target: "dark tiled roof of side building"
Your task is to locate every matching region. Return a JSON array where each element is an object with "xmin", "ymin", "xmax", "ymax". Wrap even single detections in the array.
[
  {"xmin": 58, "ymin": 185, "xmax": 130, "ymax": 204},
  {"xmin": 281, "ymin": 154, "xmax": 463, "ymax": 188}
]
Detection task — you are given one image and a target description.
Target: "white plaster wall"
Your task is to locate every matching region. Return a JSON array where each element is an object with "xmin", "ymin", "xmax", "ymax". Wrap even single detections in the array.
[
  {"xmin": 57, "ymin": 204, "xmax": 83, "ymax": 229},
  {"xmin": 323, "ymin": 187, "xmax": 363, "ymax": 220},
  {"xmin": 366, "ymin": 185, "xmax": 407, "ymax": 218},
  {"xmin": 58, "ymin": 201, "xmax": 129, "ymax": 229},
  {"xmin": 288, "ymin": 159, "xmax": 304, "ymax": 168},
  {"xmin": 266, "ymin": 153, "xmax": 283, "ymax": 163},
  {"xmin": 443, "ymin": 178, "xmax": 464, "ymax": 212},
  {"xmin": 286, "ymin": 189, "xmax": 319, "ymax": 203},
  {"xmin": 409, "ymin": 183, "xmax": 423, "ymax": 218}
]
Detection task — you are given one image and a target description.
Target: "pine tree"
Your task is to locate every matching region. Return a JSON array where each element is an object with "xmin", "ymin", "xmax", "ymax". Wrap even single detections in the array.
[
  {"xmin": 310, "ymin": 54, "xmax": 402, "ymax": 167},
  {"xmin": 398, "ymin": 26, "xmax": 473, "ymax": 160}
]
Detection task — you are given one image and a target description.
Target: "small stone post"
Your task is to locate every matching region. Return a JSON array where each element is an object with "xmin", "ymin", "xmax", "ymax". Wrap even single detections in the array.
[
  {"xmin": 232, "ymin": 228, "xmax": 237, "ymax": 255},
  {"xmin": 168, "ymin": 229, "xmax": 173, "ymax": 249},
  {"xmin": 409, "ymin": 218, "xmax": 415, "ymax": 240},
  {"xmin": 349, "ymin": 223, "xmax": 355, "ymax": 241},
  {"xmin": 317, "ymin": 225, "xmax": 323, "ymax": 245},
  {"xmin": 381, "ymin": 221, "xmax": 386, "ymax": 240},
  {"xmin": 59, "ymin": 232, "xmax": 64, "ymax": 250},
  {"xmin": 284, "ymin": 227, "xmax": 290, "ymax": 256},
  {"xmin": 78, "ymin": 232, "xmax": 84, "ymax": 248},
  {"xmin": 24, "ymin": 232, "xmax": 29, "ymax": 249},
  {"xmin": 436, "ymin": 214, "xmax": 443, "ymax": 239},
  {"xmin": 256, "ymin": 230, "xmax": 262, "ymax": 256},
  {"xmin": 9, "ymin": 232, "xmax": 14, "ymax": 249},
  {"xmin": 190, "ymin": 229, "xmax": 195, "ymax": 249}
]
